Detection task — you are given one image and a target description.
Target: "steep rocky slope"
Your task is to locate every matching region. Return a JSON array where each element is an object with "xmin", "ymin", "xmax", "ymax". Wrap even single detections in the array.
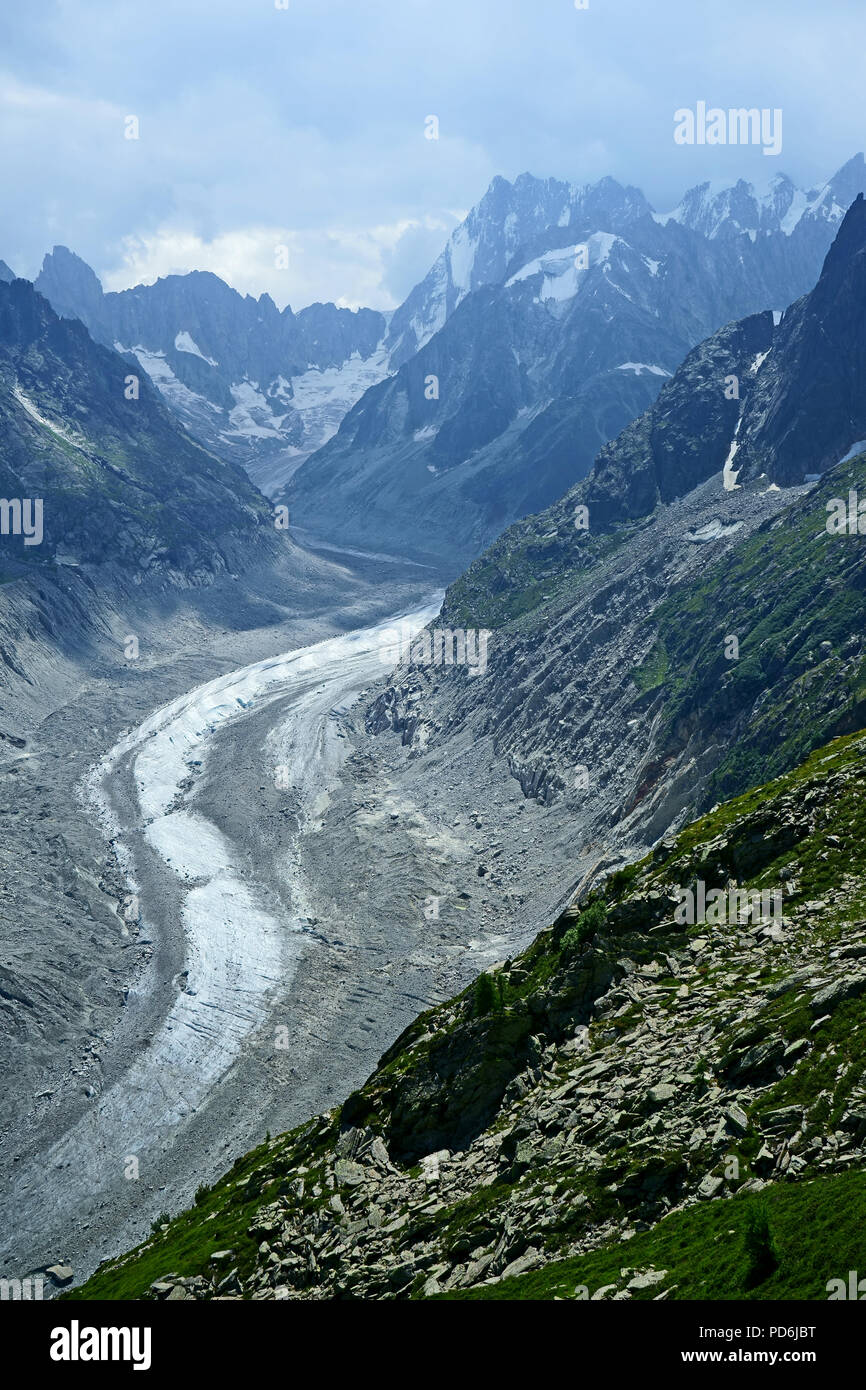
[
  {"xmin": 0, "ymin": 276, "xmax": 274, "ymax": 575},
  {"xmin": 374, "ymin": 198, "xmax": 866, "ymax": 849},
  {"xmin": 72, "ymin": 728, "xmax": 866, "ymax": 1300},
  {"xmin": 735, "ymin": 193, "xmax": 866, "ymax": 487}
]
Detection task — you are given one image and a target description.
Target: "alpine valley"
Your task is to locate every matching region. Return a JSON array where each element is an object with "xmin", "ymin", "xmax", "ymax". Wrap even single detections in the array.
[{"xmin": 4, "ymin": 155, "xmax": 866, "ymax": 1310}]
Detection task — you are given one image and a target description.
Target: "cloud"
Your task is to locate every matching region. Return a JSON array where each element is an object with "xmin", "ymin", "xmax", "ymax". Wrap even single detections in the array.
[
  {"xmin": 379, "ymin": 216, "xmax": 458, "ymax": 302},
  {"xmin": 1, "ymin": 0, "xmax": 865, "ymax": 306},
  {"xmin": 103, "ymin": 217, "xmax": 458, "ymax": 310}
]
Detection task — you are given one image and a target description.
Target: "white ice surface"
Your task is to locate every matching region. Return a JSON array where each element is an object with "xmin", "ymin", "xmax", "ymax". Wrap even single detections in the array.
[
  {"xmin": 12, "ymin": 386, "xmax": 84, "ymax": 447},
  {"xmin": 505, "ymin": 234, "xmax": 620, "ymax": 302},
  {"xmin": 78, "ymin": 599, "xmax": 442, "ymax": 1150},
  {"xmin": 448, "ymin": 222, "xmax": 477, "ymax": 297},
  {"xmin": 723, "ymin": 423, "xmax": 742, "ymax": 492},
  {"xmin": 226, "ymin": 379, "xmax": 286, "ymax": 439}
]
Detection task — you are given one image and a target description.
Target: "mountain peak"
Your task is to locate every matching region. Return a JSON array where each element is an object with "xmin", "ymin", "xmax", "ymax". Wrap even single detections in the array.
[
  {"xmin": 824, "ymin": 152, "xmax": 866, "ymax": 202},
  {"xmin": 35, "ymin": 246, "xmax": 105, "ymax": 325},
  {"xmin": 0, "ymin": 274, "xmax": 64, "ymax": 345},
  {"xmin": 813, "ymin": 188, "xmax": 866, "ymax": 286},
  {"xmin": 40, "ymin": 243, "xmax": 103, "ymax": 285}
]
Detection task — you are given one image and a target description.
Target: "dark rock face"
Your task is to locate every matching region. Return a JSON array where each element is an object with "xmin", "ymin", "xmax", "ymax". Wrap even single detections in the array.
[
  {"xmin": 583, "ymin": 311, "xmax": 775, "ymax": 528},
  {"xmin": 346, "ymin": 945, "xmax": 616, "ymax": 1163},
  {"xmin": 33, "ymin": 245, "xmax": 106, "ymax": 332},
  {"xmin": 735, "ymin": 194, "xmax": 866, "ymax": 486},
  {"xmin": 288, "ymin": 158, "xmax": 866, "ymax": 567},
  {"xmin": 0, "ymin": 278, "xmax": 274, "ymax": 576}
]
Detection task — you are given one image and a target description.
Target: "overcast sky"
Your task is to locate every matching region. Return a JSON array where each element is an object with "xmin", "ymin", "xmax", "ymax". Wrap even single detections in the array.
[{"xmin": 1, "ymin": 0, "xmax": 864, "ymax": 310}]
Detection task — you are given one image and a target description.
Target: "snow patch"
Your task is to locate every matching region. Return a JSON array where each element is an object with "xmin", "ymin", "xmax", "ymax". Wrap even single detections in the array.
[
  {"xmin": 288, "ymin": 345, "xmax": 391, "ymax": 453},
  {"xmin": 723, "ymin": 430, "xmax": 742, "ymax": 492},
  {"xmin": 686, "ymin": 519, "xmax": 744, "ymax": 542},
  {"xmin": 616, "ymin": 362, "xmax": 671, "ymax": 377},
  {"xmin": 780, "ymin": 187, "xmax": 808, "ymax": 234},
  {"xmin": 227, "ymin": 379, "xmax": 285, "ymax": 439},
  {"xmin": 117, "ymin": 344, "xmax": 222, "ymax": 423},
  {"xmin": 838, "ymin": 440, "xmax": 866, "ymax": 465},
  {"xmin": 174, "ymin": 331, "xmax": 219, "ymax": 366},
  {"xmin": 12, "ymin": 386, "xmax": 83, "ymax": 447},
  {"xmin": 448, "ymin": 222, "xmax": 477, "ymax": 297},
  {"xmin": 505, "ymin": 233, "xmax": 622, "ymax": 303}
]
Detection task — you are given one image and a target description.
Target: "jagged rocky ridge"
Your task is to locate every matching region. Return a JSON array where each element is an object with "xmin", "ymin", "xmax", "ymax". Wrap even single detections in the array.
[
  {"xmin": 23, "ymin": 159, "xmax": 866, "ymax": 550},
  {"xmin": 287, "ymin": 157, "xmax": 866, "ymax": 566},
  {"xmin": 386, "ymin": 159, "xmax": 866, "ymax": 367},
  {"xmin": 31, "ymin": 247, "xmax": 390, "ymax": 496},
  {"xmin": 73, "ymin": 729, "xmax": 866, "ymax": 1300}
]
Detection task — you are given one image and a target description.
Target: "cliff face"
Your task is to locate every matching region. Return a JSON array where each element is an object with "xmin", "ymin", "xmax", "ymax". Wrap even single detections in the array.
[{"xmin": 735, "ymin": 194, "xmax": 866, "ymax": 487}]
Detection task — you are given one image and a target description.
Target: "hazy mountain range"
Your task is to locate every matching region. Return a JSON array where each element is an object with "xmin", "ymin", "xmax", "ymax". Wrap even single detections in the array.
[
  {"xmin": 14, "ymin": 154, "xmax": 866, "ymax": 568},
  {"xmin": 285, "ymin": 154, "xmax": 866, "ymax": 565}
]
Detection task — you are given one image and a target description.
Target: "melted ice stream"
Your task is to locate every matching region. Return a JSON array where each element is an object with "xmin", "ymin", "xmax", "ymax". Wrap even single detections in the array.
[
  {"xmin": 1, "ymin": 601, "xmax": 440, "ymax": 1261},
  {"xmin": 83, "ymin": 600, "xmax": 441, "ymax": 1143}
]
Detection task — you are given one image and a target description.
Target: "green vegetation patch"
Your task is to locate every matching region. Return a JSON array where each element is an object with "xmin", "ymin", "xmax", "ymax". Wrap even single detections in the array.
[{"xmin": 435, "ymin": 1169, "xmax": 866, "ymax": 1300}]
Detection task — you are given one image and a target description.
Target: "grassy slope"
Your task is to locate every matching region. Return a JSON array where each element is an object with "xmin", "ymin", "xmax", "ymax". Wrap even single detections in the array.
[
  {"xmin": 439, "ymin": 1170, "xmax": 866, "ymax": 1300},
  {"xmin": 632, "ymin": 455, "xmax": 866, "ymax": 803}
]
